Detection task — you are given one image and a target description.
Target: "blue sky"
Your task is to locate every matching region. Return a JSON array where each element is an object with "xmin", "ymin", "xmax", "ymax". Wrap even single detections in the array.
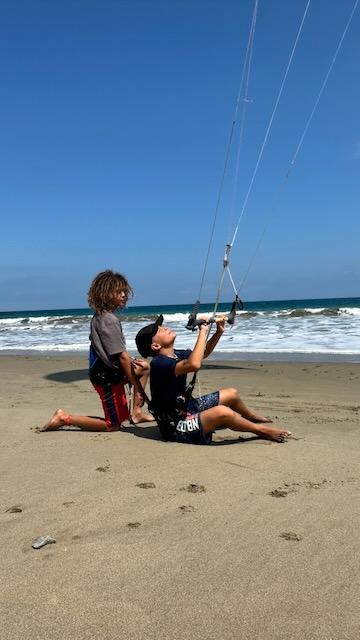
[{"xmin": 1, "ymin": 0, "xmax": 359, "ymax": 311}]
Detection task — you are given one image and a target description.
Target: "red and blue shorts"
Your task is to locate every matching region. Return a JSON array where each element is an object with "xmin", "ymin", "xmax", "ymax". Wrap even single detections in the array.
[
  {"xmin": 89, "ymin": 356, "xmax": 129, "ymax": 429},
  {"xmin": 92, "ymin": 381, "xmax": 129, "ymax": 429}
]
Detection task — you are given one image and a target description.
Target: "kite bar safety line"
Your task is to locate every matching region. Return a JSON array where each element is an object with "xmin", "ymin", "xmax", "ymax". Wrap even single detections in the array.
[
  {"xmin": 209, "ymin": 0, "xmax": 311, "ymax": 324},
  {"xmin": 196, "ymin": 0, "xmax": 259, "ymax": 304},
  {"xmin": 237, "ymin": 0, "xmax": 359, "ymax": 294},
  {"xmin": 228, "ymin": 0, "xmax": 311, "ymax": 252}
]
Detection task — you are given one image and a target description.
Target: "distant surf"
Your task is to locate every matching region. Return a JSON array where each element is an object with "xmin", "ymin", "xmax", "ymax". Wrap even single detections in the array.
[{"xmin": 0, "ymin": 297, "xmax": 359, "ymax": 362}]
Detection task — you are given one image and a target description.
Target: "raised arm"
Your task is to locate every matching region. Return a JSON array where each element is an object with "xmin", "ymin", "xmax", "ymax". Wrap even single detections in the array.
[
  {"xmin": 204, "ymin": 317, "xmax": 225, "ymax": 358},
  {"xmin": 174, "ymin": 323, "xmax": 209, "ymax": 376}
]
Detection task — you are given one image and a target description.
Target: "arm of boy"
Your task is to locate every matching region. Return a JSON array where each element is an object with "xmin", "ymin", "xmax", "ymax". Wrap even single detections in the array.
[
  {"xmin": 204, "ymin": 317, "xmax": 225, "ymax": 358},
  {"xmin": 174, "ymin": 323, "xmax": 209, "ymax": 376},
  {"xmin": 119, "ymin": 351, "xmax": 144, "ymax": 393}
]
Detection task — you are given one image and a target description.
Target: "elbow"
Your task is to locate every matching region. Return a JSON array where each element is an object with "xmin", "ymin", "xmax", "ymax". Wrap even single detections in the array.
[
  {"xmin": 189, "ymin": 360, "xmax": 201, "ymax": 372},
  {"xmin": 119, "ymin": 352, "xmax": 130, "ymax": 371}
]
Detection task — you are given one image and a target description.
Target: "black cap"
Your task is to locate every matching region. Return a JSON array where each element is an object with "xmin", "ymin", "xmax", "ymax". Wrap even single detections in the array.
[{"xmin": 135, "ymin": 315, "xmax": 163, "ymax": 357}]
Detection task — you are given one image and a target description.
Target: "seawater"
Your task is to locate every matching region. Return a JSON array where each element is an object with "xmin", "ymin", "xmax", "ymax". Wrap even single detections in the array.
[{"xmin": 0, "ymin": 297, "xmax": 359, "ymax": 362}]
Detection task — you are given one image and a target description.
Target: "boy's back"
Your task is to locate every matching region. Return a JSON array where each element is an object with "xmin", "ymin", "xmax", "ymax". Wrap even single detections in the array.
[{"xmin": 90, "ymin": 311, "xmax": 126, "ymax": 369}]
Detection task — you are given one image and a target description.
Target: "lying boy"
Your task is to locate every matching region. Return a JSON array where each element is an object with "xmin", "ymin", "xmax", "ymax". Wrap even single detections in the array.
[{"xmin": 135, "ymin": 315, "xmax": 291, "ymax": 445}]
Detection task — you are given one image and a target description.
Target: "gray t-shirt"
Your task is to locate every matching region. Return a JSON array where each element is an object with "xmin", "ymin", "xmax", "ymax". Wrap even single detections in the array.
[{"xmin": 90, "ymin": 312, "xmax": 126, "ymax": 369}]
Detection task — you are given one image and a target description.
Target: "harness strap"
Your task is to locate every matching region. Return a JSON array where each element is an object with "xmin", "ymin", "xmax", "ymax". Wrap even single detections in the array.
[{"xmin": 131, "ymin": 362, "xmax": 196, "ymax": 421}]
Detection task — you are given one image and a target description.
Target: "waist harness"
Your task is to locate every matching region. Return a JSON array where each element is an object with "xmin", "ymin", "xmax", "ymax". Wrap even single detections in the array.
[{"xmin": 136, "ymin": 371, "xmax": 197, "ymax": 441}]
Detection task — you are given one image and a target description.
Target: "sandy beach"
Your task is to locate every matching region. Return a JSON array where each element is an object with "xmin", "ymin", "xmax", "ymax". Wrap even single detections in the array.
[{"xmin": 1, "ymin": 354, "xmax": 359, "ymax": 640}]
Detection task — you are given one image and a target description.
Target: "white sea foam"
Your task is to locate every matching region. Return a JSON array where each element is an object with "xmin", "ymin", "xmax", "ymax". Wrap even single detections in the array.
[
  {"xmin": 1, "ymin": 305, "xmax": 359, "ymax": 360},
  {"xmin": 340, "ymin": 307, "xmax": 360, "ymax": 316},
  {"xmin": 162, "ymin": 312, "xmax": 190, "ymax": 322}
]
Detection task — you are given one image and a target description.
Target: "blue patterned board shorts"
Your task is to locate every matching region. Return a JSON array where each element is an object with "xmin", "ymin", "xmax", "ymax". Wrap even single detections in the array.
[{"xmin": 174, "ymin": 391, "xmax": 220, "ymax": 445}]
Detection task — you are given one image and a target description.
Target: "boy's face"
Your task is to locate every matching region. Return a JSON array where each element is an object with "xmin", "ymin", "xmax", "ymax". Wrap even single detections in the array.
[
  {"xmin": 113, "ymin": 288, "xmax": 128, "ymax": 309},
  {"xmin": 151, "ymin": 325, "xmax": 176, "ymax": 353}
]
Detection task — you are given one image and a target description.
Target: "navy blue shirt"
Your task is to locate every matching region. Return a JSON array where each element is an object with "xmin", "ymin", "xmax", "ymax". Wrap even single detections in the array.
[{"xmin": 150, "ymin": 349, "xmax": 191, "ymax": 412}]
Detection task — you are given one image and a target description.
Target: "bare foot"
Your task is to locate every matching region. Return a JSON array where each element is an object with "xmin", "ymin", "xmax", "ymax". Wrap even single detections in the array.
[
  {"xmin": 256, "ymin": 425, "xmax": 291, "ymax": 442},
  {"xmin": 131, "ymin": 411, "xmax": 155, "ymax": 424},
  {"xmin": 37, "ymin": 409, "xmax": 70, "ymax": 432},
  {"xmin": 248, "ymin": 413, "xmax": 273, "ymax": 424}
]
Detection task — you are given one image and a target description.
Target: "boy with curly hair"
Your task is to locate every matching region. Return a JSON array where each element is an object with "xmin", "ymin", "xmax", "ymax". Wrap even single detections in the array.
[{"xmin": 41, "ymin": 270, "xmax": 152, "ymax": 432}]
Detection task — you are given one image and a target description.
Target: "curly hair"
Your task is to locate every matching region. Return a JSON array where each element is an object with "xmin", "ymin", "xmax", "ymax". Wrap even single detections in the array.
[{"xmin": 88, "ymin": 270, "xmax": 134, "ymax": 313}]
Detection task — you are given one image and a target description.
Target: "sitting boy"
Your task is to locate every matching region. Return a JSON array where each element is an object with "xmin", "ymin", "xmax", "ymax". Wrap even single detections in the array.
[{"xmin": 135, "ymin": 315, "xmax": 291, "ymax": 444}]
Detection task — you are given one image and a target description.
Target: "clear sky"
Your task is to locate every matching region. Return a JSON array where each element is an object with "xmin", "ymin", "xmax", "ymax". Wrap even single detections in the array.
[{"xmin": 1, "ymin": 0, "xmax": 359, "ymax": 311}]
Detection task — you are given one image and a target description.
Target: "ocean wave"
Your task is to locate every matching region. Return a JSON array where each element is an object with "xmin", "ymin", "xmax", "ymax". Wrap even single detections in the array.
[
  {"xmin": 46, "ymin": 316, "xmax": 91, "ymax": 326},
  {"xmin": 285, "ymin": 308, "xmax": 340, "ymax": 318},
  {"xmin": 158, "ymin": 307, "xmax": 360, "ymax": 322},
  {"xmin": 2, "ymin": 342, "xmax": 359, "ymax": 356},
  {"xmin": 1, "ymin": 306, "xmax": 359, "ymax": 329},
  {"xmin": 5, "ymin": 342, "xmax": 88, "ymax": 352},
  {"xmin": 0, "ymin": 315, "xmax": 92, "ymax": 328},
  {"xmin": 1, "ymin": 301, "xmax": 360, "ymax": 359},
  {"xmin": 340, "ymin": 307, "xmax": 360, "ymax": 317},
  {"xmin": 210, "ymin": 346, "xmax": 360, "ymax": 355}
]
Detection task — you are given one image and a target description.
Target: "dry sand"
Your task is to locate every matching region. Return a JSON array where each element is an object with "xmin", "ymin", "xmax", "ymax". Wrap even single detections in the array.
[{"xmin": 1, "ymin": 355, "xmax": 360, "ymax": 640}]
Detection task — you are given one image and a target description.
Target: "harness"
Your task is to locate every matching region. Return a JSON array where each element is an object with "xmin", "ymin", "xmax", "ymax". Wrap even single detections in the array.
[{"xmin": 133, "ymin": 364, "xmax": 196, "ymax": 440}]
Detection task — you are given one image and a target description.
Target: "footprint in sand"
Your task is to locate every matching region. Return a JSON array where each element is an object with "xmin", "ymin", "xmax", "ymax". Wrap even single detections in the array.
[
  {"xmin": 270, "ymin": 489, "xmax": 288, "ymax": 498},
  {"xmin": 181, "ymin": 484, "xmax": 206, "ymax": 494},
  {"xmin": 179, "ymin": 505, "xmax": 195, "ymax": 513},
  {"xmin": 136, "ymin": 482, "xmax": 156, "ymax": 489},
  {"xmin": 269, "ymin": 484, "xmax": 298, "ymax": 498},
  {"xmin": 280, "ymin": 531, "xmax": 302, "ymax": 542},
  {"xmin": 305, "ymin": 479, "xmax": 329, "ymax": 489},
  {"xmin": 270, "ymin": 479, "xmax": 347, "ymax": 498},
  {"xmin": 96, "ymin": 461, "xmax": 110, "ymax": 473},
  {"xmin": 6, "ymin": 505, "xmax": 22, "ymax": 513}
]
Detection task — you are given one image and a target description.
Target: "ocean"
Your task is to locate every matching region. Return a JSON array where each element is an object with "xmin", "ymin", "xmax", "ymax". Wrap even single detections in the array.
[{"xmin": 0, "ymin": 297, "xmax": 359, "ymax": 362}]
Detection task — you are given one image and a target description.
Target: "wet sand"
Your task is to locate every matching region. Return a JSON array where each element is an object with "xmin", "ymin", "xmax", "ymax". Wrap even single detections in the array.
[{"xmin": 1, "ymin": 355, "xmax": 360, "ymax": 640}]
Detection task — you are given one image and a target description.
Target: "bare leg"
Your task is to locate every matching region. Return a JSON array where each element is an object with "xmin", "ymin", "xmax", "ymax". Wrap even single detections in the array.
[
  {"xmin": 38, "ymin": 409, "xmax": 117, "ymax": 432},
  {"xmin": 131, "ymin": 361, "xmax": 154, "ymax": 424},
  {"xmin": 200, "ymin": 405, "xmax": 291, "ymax": 442},
  {"xmin": 219, "ymin": 388, "xmax": 272, "ymax": 423}
]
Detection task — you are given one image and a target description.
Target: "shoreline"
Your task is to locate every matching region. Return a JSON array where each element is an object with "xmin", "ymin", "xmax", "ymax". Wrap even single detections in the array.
[{"xmin": 1, "ymin": 350, "xmax": 360, "ymax": 363}]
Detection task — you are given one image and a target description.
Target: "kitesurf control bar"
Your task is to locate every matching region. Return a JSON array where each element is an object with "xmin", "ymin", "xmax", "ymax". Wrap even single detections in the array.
[
  {"xmin": 185, "ymin": 295, "xmax": 244, "ymax": 331},
  {"xmin": 190, "ymin": 317, "xmax": 216, "ymax": 330}
]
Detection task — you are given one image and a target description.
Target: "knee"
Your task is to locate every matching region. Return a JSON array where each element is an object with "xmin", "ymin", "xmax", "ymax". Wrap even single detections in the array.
[
  {"xmin": 133, "ymin": 359, "xmax": 150, "ymax": 376},
  {"xmin": 223, "ymin": 387, "xmax": 239, "ymax": 403},
  {"xmin": 215, "ymin": 405, "xmax": 233, "ymax": 422},
  {"xmin": 139, "ymin": 359, "xmax": 150, "ymax": 372},
  {"xmin": 104, "ymin": 419, "xmax": 118, "ymax": 431}
]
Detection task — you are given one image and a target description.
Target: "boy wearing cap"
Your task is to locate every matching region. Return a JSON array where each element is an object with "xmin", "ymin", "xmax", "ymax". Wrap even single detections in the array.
[{"xmin": 135, "ymin": 316, "xmax": 291, "ymax": 444}]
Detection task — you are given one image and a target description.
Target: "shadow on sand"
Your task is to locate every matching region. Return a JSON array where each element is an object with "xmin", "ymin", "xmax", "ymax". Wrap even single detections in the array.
[
  {"xmin": 202, "ymin": 363, "xmax": 258, "ymax": 372},
  {"xmin": 44, "ymin": 361, "xmax": 258, "ymax": 384},
  {"xmin": 121, "ymin": 423, "xmax": 259, "ymax": 446},
  {"xmin": 44, "ymin": 369, "xmax": 89, "ymax": 383}
]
